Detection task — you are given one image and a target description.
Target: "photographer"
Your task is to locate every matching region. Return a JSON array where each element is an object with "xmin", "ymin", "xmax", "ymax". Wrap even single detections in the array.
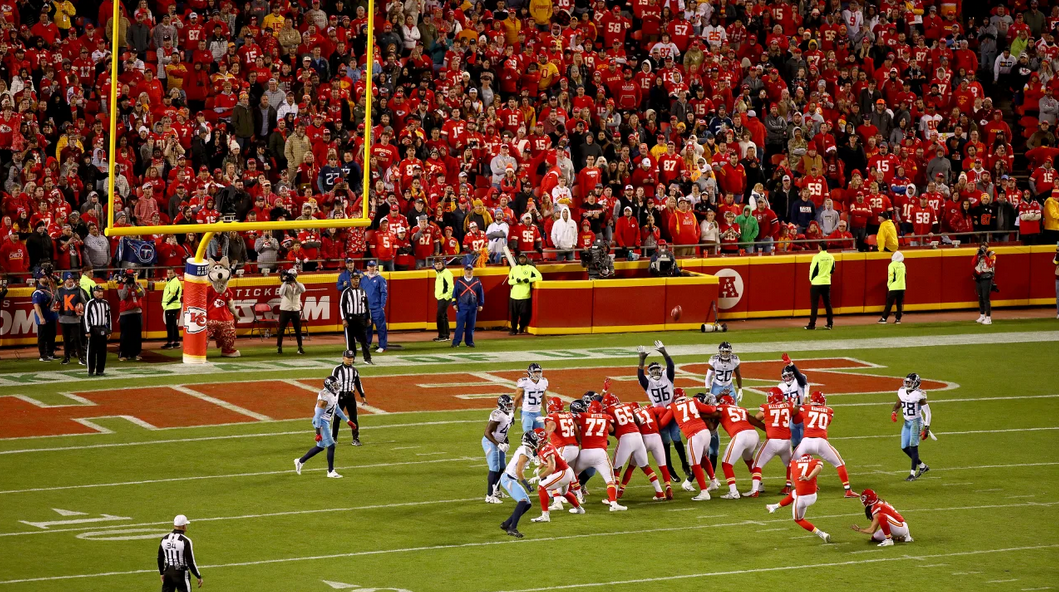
[
  {"xmin": 277, "ymin": 267, "xmax": 306, "ymax": 354},
  {"xmin": 973, "ymin": 243, "xmax": 997, "ymax": 326},
  {"xmin": 580, "ymin": 239, "xmax": 615, "ymax": 280},
  {"xmin": 117, "ymin": 270, "xmax": 145, "ymax": 361},
  {"xmin": 649, "ymin": 241, "xmax": 681, "ymax": 277}
]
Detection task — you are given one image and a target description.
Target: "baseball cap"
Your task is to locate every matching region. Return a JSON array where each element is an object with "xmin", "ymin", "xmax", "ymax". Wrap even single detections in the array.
[
  {"xmin": 344, "ymin": 257, "xmax": 354, "ymax": 263},
  {"xmin": 464, "ymin": 263, "xmax": 474, "ymax": 270},
  {"xmin": 173, "ymin": 515, "xmax": 190, "ymax": 527},
  {"xmin": 63, "ymin": 272, "xmax": 75, "ymax": 280},
  {"xmin": 366, "ymin": 260, "xmax": 377, "ymax": 267}
]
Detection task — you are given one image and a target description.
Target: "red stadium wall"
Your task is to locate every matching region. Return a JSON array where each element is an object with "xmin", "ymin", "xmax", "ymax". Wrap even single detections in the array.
[{"xmin": 0, "ymin": 246, "xmax": 1053, "ymax": 346}]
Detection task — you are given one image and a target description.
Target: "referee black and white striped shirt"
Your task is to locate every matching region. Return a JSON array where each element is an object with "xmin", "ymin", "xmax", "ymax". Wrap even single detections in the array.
[
  {"xmin": 340, "ymin": 286, "xmax": 370, "ymax": 319},
  {"xmin": 82, "ymin": 297, "xmax": 112, "ymax": 333},
  {"xmin": 158, "ymin": 531, "xmax": 201, "ymax": 578},
  {"xmin": 331, "ymin": 363, "xmax": 366, "ymax": 397}
]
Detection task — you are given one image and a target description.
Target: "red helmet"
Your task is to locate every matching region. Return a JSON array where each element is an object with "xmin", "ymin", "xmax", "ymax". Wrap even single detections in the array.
[
  {"xmin": 629, "ymin": 401, "xmax": 641, "ymax": 409},
  {"xmin": 533, "ymin": 427, "xmax": 547, "ymax": 445},
  {"xmin": 767, "ymin": 387, "xmax": 785, "ymax": 405},
  {"xmin": 674, "ymin": 387, "xmax": 686, "ymax": 401},
  {"xmin": 587, "ymin": 400, "xmax": 603, "ymax": 414},
  {"xmin": 810, "ymin": 391, "xmax": 826, "ymax": 405},
  {"xmin": 717, "ymin": 394, "xmax": 735, "ymax": 406},
  {"xmin": 602, "ymin": 392, "xmax": 621, "ymax": 409},
  {"xmin": 547, "ymin": 398, "xmax": 565, "ymax": 414},
  {"xmin": 859, "ymin": 488, "xmax": 878, "ymax": 507}
]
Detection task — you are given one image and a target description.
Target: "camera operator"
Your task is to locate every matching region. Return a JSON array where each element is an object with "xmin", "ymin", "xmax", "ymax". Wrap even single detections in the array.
[
  {"xmin": 580, "ymin": 239, "xmax": 615, "ymax": 280},
  {"xmin": 649, "ymin": 240, "xmax": 681, "ymax": 277},
  {"xmin": 973, "ymin": 243, "xmax": 997, "ymax": 326},
  {"xmin": 277, "ymin": 267, "xmax": 306, "ymax": 354},
  {"xmin": 117, "ymin": 270, "xmax": 145, "ymax": 361}
]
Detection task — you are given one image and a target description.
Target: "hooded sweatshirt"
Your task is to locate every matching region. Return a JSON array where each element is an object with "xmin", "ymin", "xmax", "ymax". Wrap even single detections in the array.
[
  {"xmin": 735, "ymin": 205, "xmax": 759, "ymax": 247},
  {"xmin": 887, "ymin": 251, "xmax": 906, "ymax": 291}
]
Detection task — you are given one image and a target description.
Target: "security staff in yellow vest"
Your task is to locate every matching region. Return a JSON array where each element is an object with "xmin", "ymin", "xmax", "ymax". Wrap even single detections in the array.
[
  {"xmin": 879, "ymin": 251, "xmax": 906, "ymax": 325},
  {"xmin": 507, "ymin": 253, "xmax": 542, "ymax": 334},
  {"xmin": 433, "ymin": 258, "xmax": 455, "ymax": 342},
  {"xmin": 806, "ymin": 241, "xmax": 835, "ymax": 330},
  {"xmin": 161, "ymin": 268, "xmax": 183, "ymax": 349}
]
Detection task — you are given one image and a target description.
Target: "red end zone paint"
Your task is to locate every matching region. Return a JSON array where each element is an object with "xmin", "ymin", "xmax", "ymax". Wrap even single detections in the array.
[{"xmin": 0, "ymin": 360, "xmax": 946, "ymax": 439}]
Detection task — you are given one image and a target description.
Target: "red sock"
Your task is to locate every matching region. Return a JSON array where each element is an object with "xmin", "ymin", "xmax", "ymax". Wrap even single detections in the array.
[
  {"xmin": 643, "ymin": 466, "xmax": 662, "ymax": 493},
  {"xmin": 537, "ymin": 487, "xmax": 550, "ymax": 512},
  {"xmin": 751, "ymin": 466, "xmax": 762, "ymax": 482},
  {"xmin": 778, "ymin": 493, "xmax": 794, "ymax": 507},
  {"xmin": 691, "ymin": 464, "xmax": 708, "ymax": 489},
  {"xmin": 570, "ymin": 480, "xmax": 581, "ymax": 492},
  {"xmin": 880, "ymin": 519, "xmax": 892, "ymax": 537},
  {"xmin": 658, "ymin": 465, "xmax": 672, "ymax": 484},
  {"xmin": 744, "ymin": 458, "xmax": 754, "ymax": 473},
  {"xmin": 606, "ymin": 483, "xmax": 617, "ymax": 503},
  {"xmin": 785, "ymin": 464, "xmax": 792, "ymax": 487},
  {"xmin": 622, "ymin": 465, "xmax": 636, "ymax": 487},
  {"xmin": 703, "ymin": 460, "xmax": 716, "ymax": 480},
  {"xmin": 837, "ymin": 465, "xmax": 850, "ymax": 488},
  {"xmin": 794, "ymin": 519, "xmax": 816, "ymax": 532},
  {"xmin": 722, "ymin": 462, "xmax": 736, "ymax": 485},
  {"xmin": 564, "ymin": 491, "xmax": 581, "ymax": 508}
]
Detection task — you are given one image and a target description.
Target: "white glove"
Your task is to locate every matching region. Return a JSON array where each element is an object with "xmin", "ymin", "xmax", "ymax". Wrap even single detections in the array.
[
  {"xmin": 527, "ymin": 476, "xmax": 540, "ymax": 484},
  {"xmin": 654, "ymin": 340, "xmax": 665, "ymax": 352},
  {"xmin": 736, "ymin": 388, "xmax": 743, "ymax": 403},
  {"xmin": 636, "ymin": 345, "xmax": 646, "ymax": 355},
  {"xmin": 497, "ymin": 443, "xmax": 509, "ymax": 453}
]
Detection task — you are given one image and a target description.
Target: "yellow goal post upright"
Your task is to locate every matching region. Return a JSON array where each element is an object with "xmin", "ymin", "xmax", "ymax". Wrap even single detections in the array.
[{"xmin": 103, "ymin": 0, "xmax": 377, "ymax": 363}]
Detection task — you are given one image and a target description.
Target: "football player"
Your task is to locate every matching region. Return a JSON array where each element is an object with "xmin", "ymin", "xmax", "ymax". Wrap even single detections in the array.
[
  {"xmin": 638, "ymin": 341, "xmax": 693, "ymax": 489},
  {"xmin": 574, "ymin": 400, "xmax": 628, "ymax": 511},
  {"xmin": 891, "ymin": 373, "xmax": 932, "ymax": 481},
  {"xmin": 658, "ymin": 389, "xmax": 717, "ymax": 501},
  {"xmin": 631, "ymin": 401, "xmax": 674, "ymax": 499},
  {"xmin": 852, "ymin": 489, "xmax": 913, "ymax": 546},
  {"xmin": 483, "ymin": 395, "xmax": 515, "ymax": 503},
  {"xmin": 777, "ymin": 353, "xmax": 809, "ymax": 450},
  {"xmin": 542, "ymin": 398, "xmax": 582, "ymax": 508},
  {"xmin": 751, "ymin": 387, "xmax": 795, "ymax": 496},
  {"xmin": 294, "ymin": 377, "xmax": 356, "ymax": 479},
  {"xmin": 530, "ymin": 436, "xmax": 586, "ymax": 523},
  {"xmin": 704, "ymin": 342, "xmax": 744, "ymax": 471},
  {"xmin": 698, "ymin": 393, "xmax": 765, "ymax": 499},
  {"xmin": 766, "ymin": 453, "xmax": 832, "ymax": 543},
  {"xmin": 792, "ymin": 392, "xmax": 857, "ymax": 497},
  {"xmin": 513, "ymin": 363, "xmax": 549, "ymax": 432},
  {"xmin": 603, "ymin": 391, "xmax": 665, "ymax": 502},
  {"xmin": 497, "ymin": 430, "xmax": 539, "ymax": 538}
]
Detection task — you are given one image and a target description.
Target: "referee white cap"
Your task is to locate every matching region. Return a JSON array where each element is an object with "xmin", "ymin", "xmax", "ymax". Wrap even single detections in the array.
[{"xmin": 173, "ymin": 515, "xmax": 190, "ymax": 527}]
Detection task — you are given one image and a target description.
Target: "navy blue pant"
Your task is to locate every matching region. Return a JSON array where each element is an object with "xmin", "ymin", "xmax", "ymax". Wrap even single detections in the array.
[
  {"xmin": 367, "ymin": 307, "xmax": 387, "ymax": 349},
  {"xmin": 452, "ymin": 306, "xmax": 478, "ymax": 346}
]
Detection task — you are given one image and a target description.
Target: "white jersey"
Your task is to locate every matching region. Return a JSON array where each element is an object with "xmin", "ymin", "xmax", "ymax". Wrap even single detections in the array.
[
  {"xmin": 644, "ymin": 374, "xmax": 675, "ymax": 408},
  {"xmin": 503, "ymin": 445, "xmax": 535, "ymax": 477},
  {"xmin": 317, "ymin": 389, "xmax": 340, "ymax": 423},
  {"xmin": 487, "ymin": 409, "xmax": 514, "ymax": 442},
  {"xmin": 897, "ymin": 388, "xmax": 927, "ymax": 420},
  {"xmin": 707, "ymin": 354, "xmax": 741, "ymax": 387},
  {"xmin": 517, "ymin": 376, "xmax": 548, "ymax": 413},
  {"xmin": 778, "ymin": 380, "xmax": 807, "ymax": 407}
]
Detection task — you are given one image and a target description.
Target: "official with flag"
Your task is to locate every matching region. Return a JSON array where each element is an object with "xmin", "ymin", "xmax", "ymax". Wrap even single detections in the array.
[{"xmin": 452, "ymin": 264, "xmax": 484, "ymax": 348}]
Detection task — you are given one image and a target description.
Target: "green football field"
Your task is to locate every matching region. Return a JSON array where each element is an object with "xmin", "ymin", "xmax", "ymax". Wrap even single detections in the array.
[{"xmin": 1, "ymin": 320, "xmax": 1058, "ymax": 592}]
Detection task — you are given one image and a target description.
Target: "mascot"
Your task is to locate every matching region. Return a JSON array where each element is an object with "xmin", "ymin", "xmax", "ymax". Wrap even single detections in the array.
[{"xmin": 206, "ymin": 256, "xmax": 240, "ymax": 357}]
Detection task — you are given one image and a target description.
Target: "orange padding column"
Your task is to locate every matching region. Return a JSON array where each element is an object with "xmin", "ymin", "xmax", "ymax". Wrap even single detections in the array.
[{"xmin": 181, "ymin": 258, "xmax": 210, "ymax": 363}]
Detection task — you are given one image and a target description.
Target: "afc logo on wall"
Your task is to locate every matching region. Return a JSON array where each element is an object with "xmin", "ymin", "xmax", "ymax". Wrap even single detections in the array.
[
  {"xmin": 184, "ymin": 306, "xmax": 207, "ymax": 334},
  {"xmin": 715, "ymin": 268, "xmax": 744, "ymax": 310}
]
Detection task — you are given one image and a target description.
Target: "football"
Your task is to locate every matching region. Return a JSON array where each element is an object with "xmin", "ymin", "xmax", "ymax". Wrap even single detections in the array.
[{"xmin": 670, "ymin": 305, "xmax": 682, "ymax": 321}]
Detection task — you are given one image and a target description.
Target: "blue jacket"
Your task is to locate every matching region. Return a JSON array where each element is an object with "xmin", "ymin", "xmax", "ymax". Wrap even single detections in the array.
[
  {"xmin": 336, "ymin": 269, "xmax": 355, "ymax": 292},
  {"xmin": 360, "ymin": 273, "xmax": 387, "ymax": 310},
  {"xmin": 453, "ymin": 275, "xmax": 485, "ymax": 309}
]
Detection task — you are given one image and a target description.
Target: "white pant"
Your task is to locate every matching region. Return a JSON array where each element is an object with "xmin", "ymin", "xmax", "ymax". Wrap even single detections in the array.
[
  {"xmin": 540, "ymin": 467, "xmax": 575, "ymax": 494},
  {"xmin": 794, "ymin": 437, "xmax": 845, "ymax": 467},
  {"xmin": 575, "ymin": 447, "xmax": 615, "ymax": 482},
  {"xmin": 685, "ymin": 430, "xmax": 711, "ymax": 466},
  {"xmin": 642, "ymin": 433, "xmax": 666, "ymax": 469},
  {"xmin": 613, "ymin": 433, "xmax": 649, "ymax": 469},
  {"xmin": 559, "ymin": 444, "xmax": 580, "ymax": 468},
  {"xmin": 792, "ymin": 492, "xmax": 817, "ymax": 520},
  {"xmin": 753, "ymin": 438, "xmax": 792, "ymax": 471},
  {"xmin": 872, "ymin": 520, "xmax": 910, "ymax": 540},
  {"xmin": 723, "ymin": 430, "xmax": 760, "ymax": 465}
]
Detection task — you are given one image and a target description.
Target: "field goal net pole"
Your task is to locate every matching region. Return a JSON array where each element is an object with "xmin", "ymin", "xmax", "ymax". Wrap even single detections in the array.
[{"xmin": 104, "ymin": 0, "xmax": 376, "ymax": 364}]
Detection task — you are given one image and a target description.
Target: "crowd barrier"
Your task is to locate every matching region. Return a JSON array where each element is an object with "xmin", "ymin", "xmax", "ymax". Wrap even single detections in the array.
[{"xmin": 0, "ymin": 246, "xmax": 1054, "ymax": 347}]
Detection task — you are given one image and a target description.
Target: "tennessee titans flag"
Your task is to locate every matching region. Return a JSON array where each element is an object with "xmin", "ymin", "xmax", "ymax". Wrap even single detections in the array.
[{"xmin": 116, "ymin": 238, "xmax": 157, "ymax": 265}]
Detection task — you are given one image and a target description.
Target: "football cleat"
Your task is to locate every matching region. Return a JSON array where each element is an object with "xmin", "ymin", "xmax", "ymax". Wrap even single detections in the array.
[
  {"xmin": 844, "ymin": 489, "xmax": 859, "ymax": 498},
  {"xmin": 506, "ymin": 527, "xmax": 524, "ymax": 538},
  {"xmin": 779, "ymin": 486, "xmax": 792, "ymax": 496},
  {"xmin": 818, "ymin": 531, "xmax": 832, "ymax": 543},
  {"xmin": 548, "ymin": 497, "xmax": 564, "ymax": 511},
  {"xmin": 609, "ymin": 502, "xmax": 628, "ymax": 512},
  {"xmin": 575, "ymin": 490, "xmax": 585, "ymax": 504},
  {"xmin": 982, "ymin": 317, "xmax": 992, "ymax": 325},
  {"xmin": 601, "ymin": 498, "xmax": 612, "ymax": 505},
  {"xmin": 530, "ymin": 513, "xmax": 550, "ymax": 523},
  {"xmin": 681, "ymin": 478, "xmax": 695, "ymax": 492},
  {"xmin": 878, "ymin": 538, "xmax": 894, "ymax": 547},
  {"xmin": 326, "ymin": 471, "xmax": 343, "ymax": 478},
  {"xmin": 721, "ymin": 491, "xmax": 741, "ymax": 500},
  {"xmin": 743, "ymin": 490, "xmax": 759, "ymax": 498},
  {"xmin": 905, "ymin": 474, "xmax": 918, "ymax": 481},
  {"xmin": 652, "ymin": 493, "xmax": 666, "ymax": 501},
  {"xmin": 485, "ymin": 496, "xmax": 502, "ymax": 504},
  {"xmin": 294, "ymin": 459, "xmax": 303, "ymax": 475},
  {"xmin": 664, "ymin": 484, "xmax": 673, "ymax": 500},
  {"xmin": 916, "ymin": 464, "xmax": 930, "ymax": 477},
  {"xmin": 351, "ymin": 439, "xmax": 362, "ymax": 447},
  {"xmin": 708, "ymin": 479, "xmax": 721, "ymax": 492},
  {"xmin": 616, "ymin": 487, "xmax": 625, "ymax": 500},
  {"xmin": 765, "ymin": 503, "xmax": 779, "ymax": 513},
  {"xmin": 692, "ymin": 491, "xmax": 711, "ymax": 501},
  {"xmin": 904, "ymin": 536, "xmax": 914, "ymax": 543},
  {"xmin": 569, "ymin": 506, "xmax": 585, "ymax": 515}
]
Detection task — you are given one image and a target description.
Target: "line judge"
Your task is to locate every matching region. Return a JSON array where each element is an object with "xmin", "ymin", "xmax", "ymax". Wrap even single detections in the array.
[{"xmin": 158, "ymin": 514, "xmax": 202, "ymax": 590}]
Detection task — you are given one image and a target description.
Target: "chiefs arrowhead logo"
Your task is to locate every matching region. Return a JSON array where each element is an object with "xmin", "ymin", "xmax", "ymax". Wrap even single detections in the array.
[{"xmin": 183, "ymin": 306, "xmax": 207, "ymax": 335}]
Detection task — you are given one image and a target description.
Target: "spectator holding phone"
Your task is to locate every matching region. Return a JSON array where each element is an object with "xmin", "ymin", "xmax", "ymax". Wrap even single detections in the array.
[{"xmin": 973, "ymin": 244, "xmax": 997, "ymax": 326}]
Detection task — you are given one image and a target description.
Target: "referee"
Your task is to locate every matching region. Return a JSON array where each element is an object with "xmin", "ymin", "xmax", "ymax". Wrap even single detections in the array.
[
  {"xmin": 331, "ymin": 351, "xmax": 368, "ymax": 446},
  {"xmin": 158, "ymin": 514, "xmax": 202, "ymax": 590},
  {"xmin": 83, "ymin": 284, "xmax": 112, "ymax": 376},
  {"xmin": 339, "ymin": 272, "xmax": 373, "ymax": 364}
]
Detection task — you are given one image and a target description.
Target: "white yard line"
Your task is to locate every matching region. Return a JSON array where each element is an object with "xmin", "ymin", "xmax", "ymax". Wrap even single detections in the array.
[{"xmin": 170, "ymin": 385, "xmax": 273, "ymax": 421}]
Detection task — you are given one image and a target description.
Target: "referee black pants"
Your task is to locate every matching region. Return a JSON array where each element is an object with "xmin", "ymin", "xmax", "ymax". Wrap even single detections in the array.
[
  {"xmin": 436, "ymin": 298, "xmax": 451, "ymax": 339},
  {"xmin": 807, "ymin": 285, "xmax": 833, "ymax": 329},
  {"xmin": 87, "ymin": 333, "xmax": 108, "ymax": 374},
  {"xmin": 343, "ymin": 316, "xmax": 371, "ymax": 361},
  {"xmin": 277, "ymin": 310, "xmax": 302, "ymax": 350},
  {"xmin": 332, "ymin": 393, "xmax": 360, "ymax": 441},
  {"xmin": 160, "ymin": 566, "xmax": 190, "ymax": 592}
]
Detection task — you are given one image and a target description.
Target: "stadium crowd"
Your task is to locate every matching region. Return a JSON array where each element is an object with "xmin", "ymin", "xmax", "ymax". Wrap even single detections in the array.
[{"xmin": 2, "ymin": 0, "xmax": 1059, "ymax": 284}]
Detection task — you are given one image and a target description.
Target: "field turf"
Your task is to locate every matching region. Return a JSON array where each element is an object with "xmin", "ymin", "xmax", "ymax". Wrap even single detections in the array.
[{"xmin": 1, "ymin": 319, "xmax": 1058, "ymax": 591}]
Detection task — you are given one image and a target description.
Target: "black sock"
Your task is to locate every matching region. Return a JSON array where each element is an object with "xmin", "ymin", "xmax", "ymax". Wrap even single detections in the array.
[
  {"xmin": 487, "ymin": 471, "xmax": 499, "ymax": 497},
  {"xmin": 578, "ymin": 470, "xmax": 590, "ymax": 488},
  {"xmin": 901, "ymin": 446, "xmax": 914, "ymax": 459},
  {"xmin": 327, "ymin": 445, "xmax": 336, "ymax": 472},
  {"xmin": 300, "ymin": 446, "xmax": 323, "ymax": 463},
  {"xmin": 910, "ymin": 446, "xmax": 920, "ymax": 469},
  {"xmin": 508, "ymin": 500, "xmax": 531, "ymax": 529}
]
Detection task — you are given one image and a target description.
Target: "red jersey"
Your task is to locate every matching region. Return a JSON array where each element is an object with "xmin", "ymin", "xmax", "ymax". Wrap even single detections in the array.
[
  {"xmin": 577, "ymin": 412, "xmax": 613, "ymax": 450},
  {"xmin": 205, "ymin": 285, "xmax": 233, "ymax": 322},
  {"xmin": 869, "ymin": 500, "xmax": 905, "ymax": 525},
  {"xmin": 790, "ymin": 456, "xmax": 821, "ymax": 496},
  {"xmin": 608, "ymin": 404, "xmax": 641, "ymax": 437},
  {"xmin": 660, "ymin": 399, "xmax": 709, "ymax": 438},
  {"xmin": 705, "ymin": 404, "xmax": 755, "ymax": 437},
  {"xmin": 539, "ymin": 443, "xmax": 570, "ymax": 473},
  {"xmin": 794, "ymin": 404, "xmax": 834, "ymax": 439},
  {"xmin": 546, "ymin": 412, "xmax": 579, "ymax": 448},
  {"xmin": 632, "ymin": 405, "xmax": 662, "ymax": 436},
  {"xmin": 759, "ymin": 402, "xmax": 794, "ymax": 440}
]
